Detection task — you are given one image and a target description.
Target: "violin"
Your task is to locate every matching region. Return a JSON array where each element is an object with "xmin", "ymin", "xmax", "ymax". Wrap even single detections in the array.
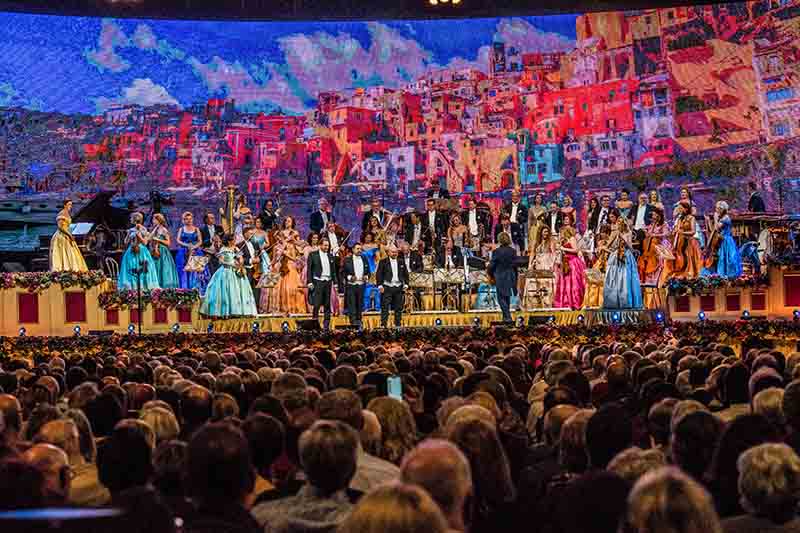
[{"xmin": 703, "ymin": 214, "xmax": 723, "ymax": 269}]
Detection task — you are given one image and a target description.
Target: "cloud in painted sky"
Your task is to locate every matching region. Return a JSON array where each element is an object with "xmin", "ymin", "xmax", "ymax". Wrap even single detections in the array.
[
  {"xmin": 94, "ymin": 78, "xmax": 179, "ymax": 111},
  {"xmin": 85, "ymin": 19, "xmax": 131, "ymax": 73}
]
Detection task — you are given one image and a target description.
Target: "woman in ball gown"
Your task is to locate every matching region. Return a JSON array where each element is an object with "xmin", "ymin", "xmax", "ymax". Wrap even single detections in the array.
[
  {"xmin": 638, "ymin": 209, "xmax": 670, "ymax": 287},
  {"xmin": 148, "ymin": 214, "xmax": 179, "ymax": 289},
  {"xmin": 661, "ymin": 200, "xmax": 702, "ymax": 284},
  {"xmin": 199, "ymin": 234, "xmax": 258, "ymax": 318},
  {"xmin": 252, "ymin": 217, "xmax": 268, "ymax": 250},
  {"xmin": 49, "ymin": 199, "xmax": 88, "ymax": 272},
  {"xmin": 602, "ymin": 210, "xmax": 643, "ymax": 309},
  {"xmin": 701, "ymin": 201, "xmax": 743, "ymax": 279},
  {"xmin": 361, "ymin": 231, "xmax": 381, "ymax": 312},
  {"xmin": 118, "ymin": 212, "xmax": 160, "ymax": 290},
  {"xmin": 553, "ymin": 218, "xmax": 586, "ymax": 310},
  {"xmin": 274, "ymin": 216, "xmax": 307, "ymax": 314},
  {"xmin": 672, "ymin": 187, "xmax": 705, "ymax": 248},
  {"xmin": 524, "ymin": 226, "xmax": 557, "ymax": 309},
  {"xmin": 175, "ymin": 212, "xmax": 208, "ymax": 292}
]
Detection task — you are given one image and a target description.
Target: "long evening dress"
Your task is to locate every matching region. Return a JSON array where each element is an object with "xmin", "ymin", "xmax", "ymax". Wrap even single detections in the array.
[
  {"xmin": 362, "ymin": 245, "xmax": 381, "ymax": 311},
  {"xmin": 583, "ymin": 243, "xmax": 608, "ymax": 309},
  {"xmin": 603, "ymin": 230, "xmax": 643, "ymax": 309},
  {"xmin": 524, "ymin": 239, "xmax": 557, "ymax": 309},
  {"xmin": 638, "ymin": 222, "xmax": 671, "ymax": 287},
  {"xmin": 257, "ymin": 249, "xmax": 278, "ymax": 313},
  {"xmin": 553, "ymin": 237, "xmax": 586, "ymax": 310},
  {"xmin": 118, "ymin": 226, "xmax": 160, "ymax": 290},
  {"xmin": 49, "ymin": 211, "xmax": 88, "ymax": 272},
  {"xmin": 150, "ymin": 226, "xmax": 179, "ymax": 289},
  {"xmin": 275, "ymin": 230, "xmax": 307, "ymax": 314},
  {"xmin": 176, "ymin": 227, "xmax": 209, "ymax": 292},
  {"xmin": 200, "ymin": 248, "xmax": 257, "ymax": 318},
  {"xmin": 701, "ymin": 216, "xmax": 743, "ymax": 279}
]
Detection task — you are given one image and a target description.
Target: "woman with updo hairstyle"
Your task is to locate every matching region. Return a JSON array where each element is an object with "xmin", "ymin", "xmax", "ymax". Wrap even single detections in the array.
[
  {"xmin": 337, "ymin": 482, "xmax": 449, "ymax": 533},
  {"xmin": 118, "ymin": 211, "xmax": 160, "ymax": 290}
]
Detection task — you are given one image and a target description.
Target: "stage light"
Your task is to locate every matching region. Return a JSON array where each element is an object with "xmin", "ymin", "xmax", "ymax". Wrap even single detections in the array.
[
  {"xmin": 128, "ymin": 323, "xmax": 136, "ymax": 334},
  {"xmin": 741, "ymin": 310, "xmax": 751, "ymax": 320},
  {"xmin": 655, "ymin": 311, "xmax": 665, "ymax": 323},
  {"xmin": 794, "ymin": 309, "xmax": 800, "ymax": 321},
  {"xmin": 252, "ymin": 321, "xmax": 260, "ymax": 333},
  {"xmin": 548, "ymin": 315, "xmax": 556, "ymax": 323},
  {"xmin": 698, "ymin": 311, "xmax": 706, "ymax": 321},
  {"xmin": 435, "ymin": 318, "xmax": 443, "ymax": 327},
  {"xmin": 281, "ymin": 321, "xmax": 290, "ymax": 333},
  {"xmin": 612, "ymin": 312, "xmax": 621, "ymax": 324},
  {"xmin": 473, "ymin": 316, "xmax": 480, "ymax": 327},
  {"xmin": 516, "ymin": 316, "xmax": 525, "ymax": 328},
  {"xmin": 171, "ymin": 323, "xmax": 180, "ymax": 333},
  {"xmin": 577, "ymin": 314, "xmax": 585, "ymax": 324},
  {"xmin": 207, "ymin": 322, "xmax": 214, "ymax": 334},
  {"xmin": 73, "ymin": 325, "xmax": 81, "ymax": 336},
  {"xmin": 18, "ymin": 327, "xmax": 26, "ymax": 337}
]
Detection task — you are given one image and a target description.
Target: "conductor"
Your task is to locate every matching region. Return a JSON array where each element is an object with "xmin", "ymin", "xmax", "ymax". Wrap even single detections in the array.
[{"xmin": 489, "ymin": 232, "xmax": 518, "ymax": 323}]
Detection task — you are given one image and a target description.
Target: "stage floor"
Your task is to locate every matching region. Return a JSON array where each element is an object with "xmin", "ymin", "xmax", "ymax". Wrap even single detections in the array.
[{"xmin": 196, "ymin": 308, "xmax": 659, "ymax": 333}]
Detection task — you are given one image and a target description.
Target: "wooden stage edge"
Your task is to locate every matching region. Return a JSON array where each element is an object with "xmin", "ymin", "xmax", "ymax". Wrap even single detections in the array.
[{"xmin": 197, "ymin": 309, "xmax": 660, "ymax": 334}]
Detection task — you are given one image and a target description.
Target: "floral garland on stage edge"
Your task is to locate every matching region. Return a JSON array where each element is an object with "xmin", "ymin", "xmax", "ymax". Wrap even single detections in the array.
[
  {"xmin": 666, "ymin": 273, "xmax": 769, "ymax": 296},
  {"xmin": 0, "ymin": 270, "xmax": 109, "ymax": 293},
  {"xmin": 97, "ymin": 288, "xmax": 200, "ymax": 310}
]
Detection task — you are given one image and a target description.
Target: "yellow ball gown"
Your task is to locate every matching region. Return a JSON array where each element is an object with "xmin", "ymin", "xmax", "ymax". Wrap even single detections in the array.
[{"xmin": 49, "ymin": 211, "xmax": 88, "ymax": 272}]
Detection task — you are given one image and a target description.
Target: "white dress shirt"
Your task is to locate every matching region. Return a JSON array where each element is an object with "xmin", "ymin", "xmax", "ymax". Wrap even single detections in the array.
[
  {"xmin": 353, "ymin": 255, "xmax": 365, "ymax": 283},
  {"xmin": 468, "ymin": 210, "xmax": 478, "ymax": 235},
  {"xmin": 549, "ymin": 213, "xmax": 558, "ymax": 233},
  {"xmin": 634, "ymin": 205, "xmax": 648, "ymax": 230},
  {"xmin": 320, "ymin": 210, "xmax": 329, "ymax": 227},
  {"xmin": 510, "ymin": 203, "xmax": 519, "ymax": 223},
  {"xmin": 317, "ymin": 252, "xmax": 331, "ymax": 281},
  {"xmin": 404, "ymin": 255, "xmax": 411, "ymax": 273},
  {"xmin": 411, "ymin": 224, "xmax": 422, "ymax": 248},
  {"xmin": 427, "ymin": 211, "xmax": 436, "ymax": 235},
  {"xmin": 327, "ymin": 231, "xmax": 339, "ymax": 255},
  {"xmin": 387, "ymin": 258, "xmax": 401, "ymax": 286},
  {"xmin": 206, "ymin": 225, "xmax": 216, "ymax": 240},
  {"xmin": 245, "ymin": 240, "xmax": 256, "ymax": 265},
  {"xmin": 596, "ymin": 208, "xmax": 609, "ymax": 232},
  {"xmin": 446, "ymin": 254, "xmax": 455, "ymax": 269}
]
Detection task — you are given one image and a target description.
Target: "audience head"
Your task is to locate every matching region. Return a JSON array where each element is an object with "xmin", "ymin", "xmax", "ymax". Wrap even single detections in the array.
[
  {"xmin": 186, "ymin": 422, "xmax": 255, "ymax": 507},
  {"xmin": 737, "ymin": 443, "xmax": 800, "ymax": 523},
  {"xmin": 299, "ymin": 420, "xmax": 358, "ymax": 495},
  {"xmin": 337, "ymin": 482, "xmax": 449, "ymax": 533}
]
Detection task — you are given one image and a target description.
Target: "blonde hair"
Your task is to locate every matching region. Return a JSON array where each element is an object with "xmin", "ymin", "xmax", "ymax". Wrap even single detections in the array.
[
  {"xmin": 627, "ymin": 467, "xmax": 722, "ymax": 533},
  {"xmin": 153, "ymin": 213, "xmax": 166, "ymax": 226},
  {"xmin": 338, "ymin": 482, "xmax": 449, "ymax": 533},
  {"xmin": 140, "ymin": 407, "xmax": 180, "ymax": 445}
]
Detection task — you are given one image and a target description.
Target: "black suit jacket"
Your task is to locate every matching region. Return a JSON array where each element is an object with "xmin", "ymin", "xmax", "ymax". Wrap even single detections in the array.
[
  {"xmin": 310, "ymin": 210, "xmax": 334, "ymax": 235},
  {"xmin": 200, "ymin": 224, "xmax": 224, "ymax": 248},
  {"xmin": 489, "ymin": 245, "xmax": 518, "ymax": 297},
  {"xmin": 259, "ymin": 210, "xmax": 278, "ymax": 230},
  {"xmin": 401, "ymin": 251, "xmax": 424, "ymax": 273},
  {"xmin": 376, "ymin": 257, "xmax": 409, "ymax": 286},
  {"xmin": 494, "ymin": 224, "xmax": 515, "ymax": 244},
  {"xmin": 501, "ymin": 201, "xmax": 528, "ymax": 228},
  {"xmin": 238, "ymin": 240, "xmax": 259, "ymax": 283},
  {"xmin": 544, "ymin": 211, "xmax": 563, "ymax": 235},
  {"xmin": 748, "ymin": 192, "xmax": 766, "ymax": 213},
  {"xmin": 461, "ymin": 209, "xmax": 491, "ymax": 233},
  {"xmin": 306, "ymin": 250, "xmax": 339, "ymax": 286},
  {"xmin": 361, "ymin": 208, "xmax": 388, "ymax": 232},
  {"xmin": 422, "ymin": 211, "xmax": 446, "ymax": 245},
  {"xmin": 426, "ymin": 188, "xmax": 451, "ymax": 199},
  {"xmin": 342, "ymin": 254, "xmax": 371, "ymax": 285},
  {"xmin": 629, "ymin": 204, "xmax": 654, "ymax": 227},
  {"xmin": 404, "ymin": 221, "xmax": 425, "ymax": 247},
  {"xmin": 436, "ymin": 247, "xmax": 464, "ymax": 268}
]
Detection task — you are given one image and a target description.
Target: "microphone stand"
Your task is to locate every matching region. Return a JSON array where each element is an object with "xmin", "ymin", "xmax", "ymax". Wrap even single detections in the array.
[{"xmin": 131, "ymin": 259, "xmax": 148, "ymax": 336}]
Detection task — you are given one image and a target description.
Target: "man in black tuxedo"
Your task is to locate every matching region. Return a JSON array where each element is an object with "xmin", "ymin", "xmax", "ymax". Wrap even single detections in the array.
[
  {"xmin": 494, "ymin": 214, "xmax": 514, "ymax": 246},
  {"xmin": 462, "ymin": 197, "xmax": 491, "ymax": 244},
  {"xmin": 342, "ymin": 242, "xmax": 369, "ymax": 328},
  {"xmin": 630, "ymin": 192, "xmax": 653, "ymax": 252},
  {"xmin": 423, "ymin": 198, "xmax": 445, "ymax": 254},
  {"xmin": 404, "ymin": 211, "xmax": 425, "ymax": 251},
  {"xmin": 426, "ymin": 181, "xmax": 450, "ymax": 199},
  {"xmin": 748, "ymin": 181, "xmax": 766, "ymax": 212},
  {"xmin": 501, "ymin": 190, "xmax": 527, "ymax": 250},
  {"xmin": 399, "ymin": 241, "xmax": 424, "ymax": 273},
  {"xmin": 200, "ymin": 213, "xmax": 224, "ymax": 248},
  {"xmin": 258, "ymin": 198, "xmax": 280, "ymax": 230},
  {"xmin": 306, "ymin": 239, "xmax": 338, "ymax": 330},
  {"xmin": 489, "ymin": 232, "xmax": 518, "ymax": 323},
  {"xmin": 594, "ymin": 195, "xmax": 611, "ymax": 233},
  {"xmin": 376, "ymin": 244, "xmax": 408, "ymax": 328},
  {"xmin": 544, "ymin": 201, "xmax": 563, "ymax": 236},
  {"xmin": 436, "ymin": 240, "xmax": 464, "ymax": 269},
  {"xmin": 239, "ymin": 226, "xmax": 260, "ymax": 304},
  {"xmin": 310, "ymin": 198, "xmax": 334, "ymax": 236},
  {"xmin": 361, "ymin": 197, "xmax": 389, "ymax": 232}
]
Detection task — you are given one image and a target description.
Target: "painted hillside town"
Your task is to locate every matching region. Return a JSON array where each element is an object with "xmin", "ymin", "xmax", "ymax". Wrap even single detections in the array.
[{"xmin": 3, "ymin": 2, "xmax": 800, "ymax": 233}]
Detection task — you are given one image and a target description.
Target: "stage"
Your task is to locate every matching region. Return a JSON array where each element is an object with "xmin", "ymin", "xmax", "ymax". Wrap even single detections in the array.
[{"xmin": 196, "ymin": 308, "xmax": 661, "ymax": 333}]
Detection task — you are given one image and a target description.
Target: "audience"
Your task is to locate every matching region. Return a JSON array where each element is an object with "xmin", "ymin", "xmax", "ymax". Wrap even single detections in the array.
[{"xmin": 1, "ymin": 324, "xmax": 800, "ymax": 532}]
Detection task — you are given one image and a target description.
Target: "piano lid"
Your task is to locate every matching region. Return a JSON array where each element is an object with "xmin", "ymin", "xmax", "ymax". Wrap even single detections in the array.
[{"xmin": 72, "ymin": 191, "xmax": 131, "ymax": 231}]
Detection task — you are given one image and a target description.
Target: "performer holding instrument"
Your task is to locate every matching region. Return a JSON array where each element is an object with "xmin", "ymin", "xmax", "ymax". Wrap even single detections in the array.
[
  {"xmin": 661, "ymin": 200, "xmax": 702, "ymax": 284},
  {"xmin": 701, "ymin": 201, "xmax": 743, "ymax": 279},
  {"xmin": 200, "ymin": 233, "xmax": 258, "ymax": 318},
  {"xmin": 118, "ymin": 212, "xmax": 160, "ymax": 291},
  {"xmin": 553, "ymin": 219, "xmax": 586, "ymax": 310},
  {"xmin": 602, "ymin": 210, "xmax": 643, "ymax": 310},
  {"xmin": 637, "ymin": 209, "xmax": 670, "ymax": 287},
  {"xmin": 149, "ymin": 213, "xmax": 179, "ymax": 289}
]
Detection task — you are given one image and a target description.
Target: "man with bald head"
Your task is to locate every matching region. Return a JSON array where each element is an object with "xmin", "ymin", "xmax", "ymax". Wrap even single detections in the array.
[
  {"xmin": 23, "ymin": 443, "xmax": 70, "ymax": 504},
  {"xmin": 401, "ymin": 439, "xmax": 473, "ymax": 533},
  {"xmin": 376, "ymin": 244, "xmax": 408, "ymax": 328},
  {"xmin": 36, "ymin": 419, "xmax": 110, "ymax": 506}
]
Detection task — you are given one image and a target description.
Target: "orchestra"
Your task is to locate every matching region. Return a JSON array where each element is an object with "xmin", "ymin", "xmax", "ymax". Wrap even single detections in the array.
[{"xmin": 72, "ymin": 183, "xmax": 763, "ymax": 327}]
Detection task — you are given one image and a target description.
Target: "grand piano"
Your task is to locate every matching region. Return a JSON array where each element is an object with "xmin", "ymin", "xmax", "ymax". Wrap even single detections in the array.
[{"xmin": 34, "ymin": 191, "xmax": 132, "ymax": 272}]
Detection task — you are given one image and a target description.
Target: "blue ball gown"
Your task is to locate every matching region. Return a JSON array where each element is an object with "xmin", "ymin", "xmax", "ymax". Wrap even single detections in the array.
[
  {"xmin": 361, "ymin": 246, "xmax": 381, "ymax": 311},
  {"xmin": 176, "ymin": 227, "xmax": 210, "ymax": 293},
  {"xmin": 702, "ymin": 216, "xmax": 743, "ymax": 279},
  {"xmin": 150, "ymin": 226, "xmax": 179, "ymax": 289},
  {"xmin": 200, "ymin": 248, "xmax": 258, "ymax": 318},
  {"xmin": 118, "ymin": 227, "xmax": 160, "ymax": 291},
  {"xmin": 603, "ymin": 233, "xmax": 643, "ymax": 309}
]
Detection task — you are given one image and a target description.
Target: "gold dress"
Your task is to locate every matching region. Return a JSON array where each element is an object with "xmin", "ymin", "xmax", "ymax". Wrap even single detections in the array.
[{"xmin": 50, "ymin": 211, "xmax": 88, "ymax": 272}]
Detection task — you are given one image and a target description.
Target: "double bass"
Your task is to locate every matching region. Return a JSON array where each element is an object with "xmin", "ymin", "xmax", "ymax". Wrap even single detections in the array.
[
  {"xmin": 703, "ymin": 214, "xmax": 723, "ymax": 269},
  {"xmin": 638, "ymin": 232, "xmax": 661, "ymax": 280}
]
